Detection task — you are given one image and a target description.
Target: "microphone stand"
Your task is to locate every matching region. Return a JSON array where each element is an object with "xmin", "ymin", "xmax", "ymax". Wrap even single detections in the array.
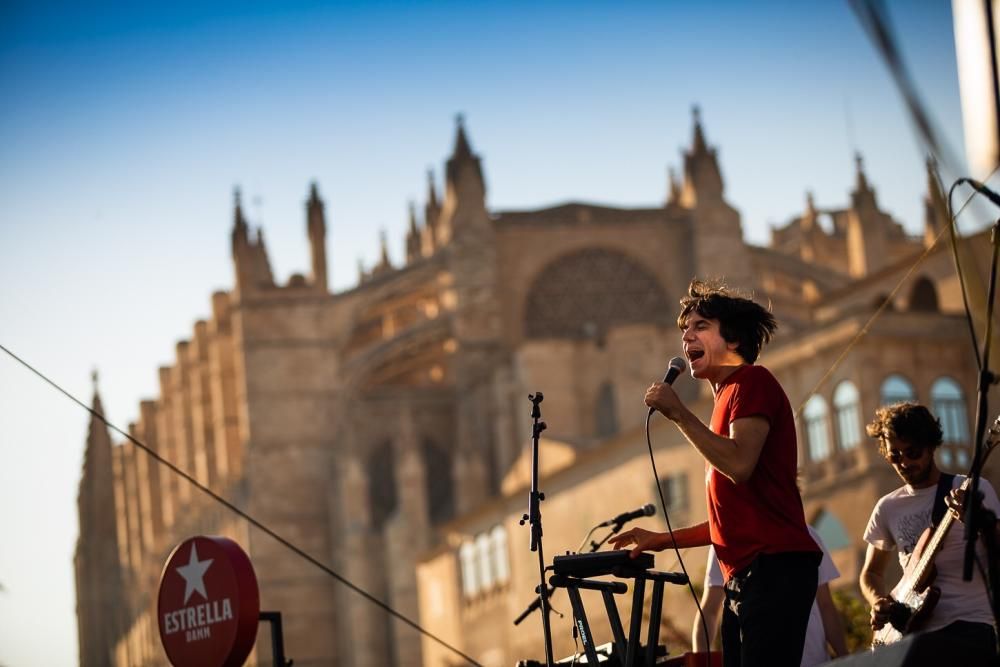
[
  {"xmin": 964, "ymin": 219, "xmax": 1000, "ymax": 594},
  {"xmin": 519, "ymin": 392, "xmax": 554, "ymax": 667}
]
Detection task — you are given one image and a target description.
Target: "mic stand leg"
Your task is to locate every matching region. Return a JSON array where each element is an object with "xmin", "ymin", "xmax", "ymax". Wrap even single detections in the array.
[
  {"xmin": 964, "ymin": 219, "xmax": 1000, "ymax": 581},
  {"xmin": 519, "ymin": 392, "xmax": 555, "ymax": 667}
]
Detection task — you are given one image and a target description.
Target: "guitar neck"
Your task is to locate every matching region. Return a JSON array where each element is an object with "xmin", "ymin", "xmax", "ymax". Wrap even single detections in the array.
[{"xmin": 909, "ymin": 477, "xmax": 968, "ymax": 584}]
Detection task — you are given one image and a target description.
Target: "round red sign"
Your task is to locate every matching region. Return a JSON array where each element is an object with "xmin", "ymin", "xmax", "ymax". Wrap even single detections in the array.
[{"xmin": 157, "ymin": 536, "xmax": 259, "ymax": 667}]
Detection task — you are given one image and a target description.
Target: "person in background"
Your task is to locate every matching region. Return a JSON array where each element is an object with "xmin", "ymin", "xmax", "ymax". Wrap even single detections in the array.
[{"xmin": 692, "ymin": 525, "xmax": 848, "ymax": 666}]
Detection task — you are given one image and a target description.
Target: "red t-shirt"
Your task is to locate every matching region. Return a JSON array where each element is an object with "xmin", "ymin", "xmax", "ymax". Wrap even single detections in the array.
[{"xmin": 707, "ymin": 364, "xmax": 818, "ymax": 581}]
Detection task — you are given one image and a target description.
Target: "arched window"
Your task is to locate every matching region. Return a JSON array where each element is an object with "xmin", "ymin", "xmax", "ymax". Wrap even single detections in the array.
[
  {"xmin": 459, "ymin": 542, "xmax": 478, "ymax": 598},
  {"xmin": 833, "ymin": 381, "xmax": 862, "ymax": 451},
  {"xmin": 931, "ymin": 377, "xmax": 969, "ymax": 444},
  {"xmin": 804, "ymin": 395, "xmax": 831, "ymax": 461},
  {"xmin": 595, "ymin": 381, "xmax": 618, "ymax": 438},
  {"xmin": 880, "ymin": 374, "xmax": 916, "ymax": 406},
  {"xmin": 367, "ymin": 441, "xmax": 398, "ymax": 530},
  {"xmin": 422, "ymin": 440, "xmax": 455, "ymax": 524},
  {"xmin": 909, "ymin": 277, "xmax": 939, "ymax": 312},
  {"xmin": 476, "ymin": 533, "xmax": 494, "ymax": 590},
  {"xmin": 490, "ymin": 525, "xmax": 510, "ymax": 585}
]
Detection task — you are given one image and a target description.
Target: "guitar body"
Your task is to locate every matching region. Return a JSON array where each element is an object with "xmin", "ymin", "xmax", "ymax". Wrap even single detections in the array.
[{"xmin": 872, "ymin": 524, "xmax": 942, "ymax": 646}]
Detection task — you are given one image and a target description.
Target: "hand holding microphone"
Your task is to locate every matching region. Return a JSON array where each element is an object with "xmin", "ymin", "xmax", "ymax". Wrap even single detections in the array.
[{"xmin": 646, "ymin": 356, "xmax": 687, "ymax": 418}]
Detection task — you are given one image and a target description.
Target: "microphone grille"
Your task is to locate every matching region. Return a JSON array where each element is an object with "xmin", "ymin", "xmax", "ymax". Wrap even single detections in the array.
[
  {"xmin": 642, "ymin": 503, "xmax": 656, "ymax": 517},
  {"xmin": 668, "ymin": 356, "xmax": 687, "ymax": 372}
]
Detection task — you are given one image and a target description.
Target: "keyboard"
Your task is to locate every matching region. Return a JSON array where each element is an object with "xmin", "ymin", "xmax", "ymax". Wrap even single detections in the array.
[{"xmin": 551, "ymin": 549, "xmax": 654, "ymax": 578}]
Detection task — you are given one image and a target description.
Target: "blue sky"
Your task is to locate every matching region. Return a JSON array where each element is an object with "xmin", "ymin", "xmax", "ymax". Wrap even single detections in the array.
[{"xmin": 0, "ymin": 1, "xmax": 982, "ymax": 664}]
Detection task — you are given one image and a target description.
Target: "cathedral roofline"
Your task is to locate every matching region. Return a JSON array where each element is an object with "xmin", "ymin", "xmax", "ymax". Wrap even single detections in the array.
[
  {"xmin": 494, "ymin": 201, "xmax": 682, "ymax": 226},
  {"xmin": 747, "ymin": 245, "xmax": 848, "ymax": 290},
  {"xmin": 765, "ymin": 308, "xmax": 971, "ymax": 368}
]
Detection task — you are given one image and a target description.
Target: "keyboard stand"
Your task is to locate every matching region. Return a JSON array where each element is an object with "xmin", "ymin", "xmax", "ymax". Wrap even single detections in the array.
[{"xmin": 548, "ymin": 569, "xmax": 688, "ymax": 667}]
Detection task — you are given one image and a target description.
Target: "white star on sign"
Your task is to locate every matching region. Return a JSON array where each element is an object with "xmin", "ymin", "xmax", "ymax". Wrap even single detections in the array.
[{"xmin": 176, "ymin": 543, "xmax": 214, "ymax": 605}]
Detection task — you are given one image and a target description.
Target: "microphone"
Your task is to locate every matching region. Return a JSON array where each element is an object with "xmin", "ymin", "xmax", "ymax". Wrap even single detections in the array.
[
  {"xmin": 962, "ymin": 178, "xmax": 1000, "ymax": 208},
  {"xmin": 599, "ymin": 503, "xmax": 655, "ymax": 528},
  {"xmin": 647, "ymin": 356, "xmax": 687, "ymax": 415}
]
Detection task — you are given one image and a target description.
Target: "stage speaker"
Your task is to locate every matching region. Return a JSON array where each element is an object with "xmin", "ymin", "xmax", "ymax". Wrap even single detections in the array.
[{"xmin": 820, "ymin": 630, "xmax": 999, "ymax": 666}]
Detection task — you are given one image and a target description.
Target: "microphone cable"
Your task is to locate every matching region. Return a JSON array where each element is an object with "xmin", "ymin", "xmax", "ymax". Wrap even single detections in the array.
[
  {"xmin": 0, "ymin": 341, "xmax": 484, "ymax": 667},
  {"xmin": 643, "ymin": 408, "xmax": 710, "ymax": 656}
]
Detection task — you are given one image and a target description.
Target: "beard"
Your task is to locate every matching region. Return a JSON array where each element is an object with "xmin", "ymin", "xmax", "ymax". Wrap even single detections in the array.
[{"xmin": 899, "ymin": 463, "xmax": 933, "ymax": 486}]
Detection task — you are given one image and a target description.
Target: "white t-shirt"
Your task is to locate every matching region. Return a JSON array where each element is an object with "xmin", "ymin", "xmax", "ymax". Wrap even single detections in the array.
[
  {"xmin": 863, "ymin": 475, "xmax": 999, "ymax": 633},
  {"xmin": 705, "ymin": 526, "xmax": 838, "ymax": 667}
]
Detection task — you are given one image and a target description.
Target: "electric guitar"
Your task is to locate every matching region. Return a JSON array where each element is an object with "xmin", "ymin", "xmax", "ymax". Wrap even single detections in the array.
[{"xmin": 872, "ymin": 415, "xmax": 1000, "ymax": 647}]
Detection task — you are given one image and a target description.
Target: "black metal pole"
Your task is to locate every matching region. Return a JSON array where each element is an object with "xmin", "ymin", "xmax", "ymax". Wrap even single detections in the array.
[
  {"xmin": 259, "ymin": 611, "xmax": 290, "ymax": 667},
  {"xmin": 964, "ymin": 220, "xmax": 1000, "ymax": 581},
  {"xmin": 520, "ymin": 392, "xmax": 554, "ymax": 667}
]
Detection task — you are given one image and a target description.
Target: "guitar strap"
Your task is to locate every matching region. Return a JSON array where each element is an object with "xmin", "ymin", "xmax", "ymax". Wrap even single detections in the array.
[{"xmin": 931, "ymin": 472, "xmax": 956, "ymax": 527}]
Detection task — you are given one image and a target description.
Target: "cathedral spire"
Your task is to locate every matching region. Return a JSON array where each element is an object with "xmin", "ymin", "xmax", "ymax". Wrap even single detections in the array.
[
  {"xmin": 850, "ymin": 150, "xmax": 878, "ymax": 212},
  {"xmin": 231, "ymin": 185, "xmax": 275, "ymax": 294},
  {"xmin": 82, "ymin": 368, "xmax": 113, "ymax": 508},
  {"xmin": 680, "ymin": 105, "xmax": 724, "ymax": 206},
  {"xmin": 452, "ymin": 113, "xmax": 473, "ymax": 161},
  {"xmin": 234, "ymin": 187, "xmax": 246, "ymax": 226},
  {"xmin": 380, "ymin": 229, "xmax": 390, "ymax": 266},
  {"xmin": 231, "ymin": 187, "xmax": 249, "ymax": 249},
  {"xmin": 854, "ymin": 152, "xmax": 869, "ymax": 192},
  {"xmin": 76, "ymin": 367, "xmax": 126, "ymax": 667},
  {"xmin": 427, "ymin": 168, "xmax": 439, "ymax": 209},
  {"xmin": 424, "ymin": 168, "xmax": 441, "ymax": 254},
  {"xmin": 405, "ymin": 202, "xmax": 422, "ymax": 264},
  {"xmin": 370, "ymin": 229, "xmax": 392, "ymax": 277},
  {"xmin": 306, "ymin": 181, "xmax": 328, "ymax": 292},
  {"xmin": 91, "ymin": 369, "xmax": 101, "ymax": 408},
  {"xmin": 666, "ymin": 166, "xmax": 681, "ymax": 205},
  {"xmin": 445, "ymin": 114, "xmax": 484, "ymax": 191},
  {"xmin": 801, "ymin": 191, "xmax": 818, "ymax": 232},
  {"xmin": 691, "ymin": 105, "xmax": 708, "ymax": 155},
  {"xmin": 437, "ymin": 115, "xmax": 488, "ymax": 246},
  {"xmin": 408, "ymin": 202, "xmax": 419, "ymax": 234}
]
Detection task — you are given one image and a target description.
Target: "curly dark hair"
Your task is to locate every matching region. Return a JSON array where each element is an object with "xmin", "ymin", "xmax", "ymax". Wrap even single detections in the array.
[
  {"xmin": 676, "ymin": 279, "xmax": 777, "ymax": 364},
  {"xmin": 865, "ymin": 402, "xmax": 943, "ymax": 455}
]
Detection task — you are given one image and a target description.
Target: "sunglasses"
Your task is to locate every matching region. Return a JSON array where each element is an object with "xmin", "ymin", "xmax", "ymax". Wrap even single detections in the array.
[{"xmin": 885, "ymin": 446, "xmax": 925, "ymax": 463}]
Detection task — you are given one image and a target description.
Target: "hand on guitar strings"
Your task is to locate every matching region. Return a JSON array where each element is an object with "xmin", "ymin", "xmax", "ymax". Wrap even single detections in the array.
[{"xmin": 870, "ymin": 596, "xmax": 910, "ymax": 631}]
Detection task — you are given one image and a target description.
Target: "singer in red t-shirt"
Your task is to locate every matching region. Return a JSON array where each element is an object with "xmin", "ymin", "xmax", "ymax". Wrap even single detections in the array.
[{"xmin": 610, "ymin": 279, "xmax": 819, "ymax": 667}]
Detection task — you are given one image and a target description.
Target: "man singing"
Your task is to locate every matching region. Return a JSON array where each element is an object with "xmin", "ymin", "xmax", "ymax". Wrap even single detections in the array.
[{"xmin": 609, "ymin": 279, "xmax": 819, "ymax": 667}]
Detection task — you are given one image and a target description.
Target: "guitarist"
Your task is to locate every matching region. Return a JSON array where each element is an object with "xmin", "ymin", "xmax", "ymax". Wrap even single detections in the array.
[{"xmin": 860, "ymin": 402, "xmax": 999, "ymax": 661}]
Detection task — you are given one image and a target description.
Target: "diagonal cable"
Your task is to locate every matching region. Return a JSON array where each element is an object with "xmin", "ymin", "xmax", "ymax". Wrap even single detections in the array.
[{"xmin": 0, "ymin": 342, "xmax": 483, "ymax": 667}]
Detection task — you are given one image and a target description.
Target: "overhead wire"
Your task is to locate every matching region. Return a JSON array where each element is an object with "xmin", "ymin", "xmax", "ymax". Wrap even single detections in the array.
[{"xmin": 0, "ymin": 342, "xmax": 483, "ymax": 667}]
